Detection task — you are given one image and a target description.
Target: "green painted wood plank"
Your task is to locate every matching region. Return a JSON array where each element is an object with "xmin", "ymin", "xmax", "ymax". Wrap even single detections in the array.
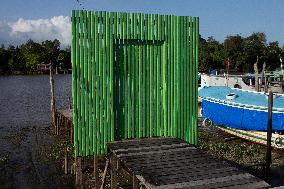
[
  {"xmin": 145, "ymin": 14, "xmax": 149, "ymax": 137},
  {"xmin": 131, "ymin": 14, "xmax": 135, "ymax": 138},
  {"xmin": 90, "ymin": 11, "xmax": 96, "ymax": 154},
  {"xmin": 177, "ymin": 15, "xmax": 181, "ymax": 139},
  {"xmin": 126, "ymin": 14, "xmax": 130, "ymax": 138},
  {"xmin": 110, "ymin": 13, "xmax": 114, "ymax": 142},
  {"xmin": 153, "ymin": 14, "xmax": 157, "ymax": 137},
  {"xmin": 184, "ymin": 16, "xmax": 189, "ymax": 142},
  {"xmin": 82, "ymin": 10, "xmax": 87, "ymax": 156},
  {"xmin": 170, "ymin": 15, "xmax": 175, "ymax": 136},
  {"xmin": 71, "ymin": 10, "xmax": 78, "ymax": 156},
  {"xmin": 79, "ymin": 10, "xmax": 84, "ymax": 156},
  {"xmin": 194, "ymin": 17, "xmax": 199, "ymax": 144},
  {"xmin": 192, "ymin": 17, "xmax": 196, "ymax": 144},
  {"xmin": 148, "ymin": 14, "xmax": 153, "ymax": 137},
  {"xmin": 105, "ymin": 12, "xmax": 110, "ymax": 145},
  {"xmin": 102, "ymin": 11, "xmax": 107, "ymax": 152},
  {"xmin": 180, "ymin": 16, "xmax": 184, "ymax": 140},
  {"xmin": 173, "ymin": 15, "xmax": 177, "ymax": 137},
  {"xmin": 98, "ymin": 11, "xmax": 103, "ymax": 154},
  {"xmin": 162, "ymin": 15, "xmax": 167, "ymax": 137},
  {"xmin": 189, "ymin": 17, "xmax": 194, "ymax": 144},
  {"xmin": 86, "ymin": 11, "xmax": 91, "ymax": 155},
  {"xmin": 142, "ymin": 14, "xmax": 146, "ymax": 137},
  {"xmin": 157, "ymin": 14, "xmax": 162, "ymax": 136},
  {"xmin": 138, "ymin": 13, "xmax": 142, "ymax": 138},
  {"xmin": 166, "ymin": 15, "xmax": 170, "ymax": 137},
  {"xmin": 94, "ymin": 12, "xmax": 100, "ymax": 155}
]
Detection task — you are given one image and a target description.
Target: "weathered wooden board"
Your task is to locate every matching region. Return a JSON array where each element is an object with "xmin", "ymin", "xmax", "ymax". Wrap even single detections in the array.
[{"xmin": 108, "ymin": 137, "xmax": 270, "ymax": 189}]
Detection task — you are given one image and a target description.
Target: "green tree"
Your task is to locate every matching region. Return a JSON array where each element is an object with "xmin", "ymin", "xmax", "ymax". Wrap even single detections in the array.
[
  {"xmin": 224, "ymin": 35, "xmax": 245, "ymax": 71},
  {"xmin": 0, "ymin": 44, "xmax": 10, "ymax": 73},
  {"xmin": 57, "ymin": 50, "xmax": 71, "ymax": 70},
  {"xmin": 42, "ymin": 39, "xmax": 60, "ymax": 66},
  {"xmin": 243, "ymin": 32, "xmax": 267, "ymax": 73},
  {"xmin": 265, "ymin": 41, "xmax": 281, "ymax": 70},
  {"xmin": 7, "ymin": 46, "xmax": 25, "ymax": 72},
  {"xmin": 199, "ymin": 36, "xmax": 224, "ymax": 72},
  {"xmin": 20, "ymin": 39, "xmax": 44, "ymax": 72}
]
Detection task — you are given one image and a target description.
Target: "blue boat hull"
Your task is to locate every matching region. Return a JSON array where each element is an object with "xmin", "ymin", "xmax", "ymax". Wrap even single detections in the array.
[{"xmin": 202, "ymin": 99, "xmax": 284, "ymax": 131}]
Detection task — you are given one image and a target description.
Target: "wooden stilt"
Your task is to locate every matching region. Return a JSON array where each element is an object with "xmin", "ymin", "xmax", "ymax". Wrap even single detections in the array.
[
  {"xmin": 71, "ymin": 123, "xmax": 73, "ymax": 141},
  {"xmin": 64, "ymin": 147, "xmax": 68, "ymax": 174},
  {"xmin": 68, "ymin": 96, "xmax": 72, "ymax": 109},
  {"xmin": 110, "ymin": 155, "xmax": 118, "ymax": 189},
  {"xmin": 94, "ymin": 156, "xmax": 100, "ymax": 189},
  {"xmin": 132, "ymin": 173, "xmax": 139, "ymax": 189},
  {"xmin": 75, "ymin": 157, "xmax": 83, "ymax": 189},
  {"xmin": 266, "ymin": 91, "xmax": 273, "ymax": 179},
  {"xmin": 281, "ymin": 77, "xmax": 284, "ymax": 93},
  {"xmin": 49, "ymin": 63, "xmax": 56, "ymax": 133},
  {"xmin": 100, "ymin": 159, "xmax": 109, "ymax": 189},
  {"xmin": 254, "ymin": 56, "xmax": 259, "ymax": 92}
]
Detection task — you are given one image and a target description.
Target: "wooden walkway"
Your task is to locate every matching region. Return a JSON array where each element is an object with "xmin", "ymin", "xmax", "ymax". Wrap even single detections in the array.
[
  {"xmin": 55, "ymin": 109, "xmax": 73, "ymax": 140},
  {"xmin": 108, "ymin": 137, "xmax": 270, "ymax": 189}
]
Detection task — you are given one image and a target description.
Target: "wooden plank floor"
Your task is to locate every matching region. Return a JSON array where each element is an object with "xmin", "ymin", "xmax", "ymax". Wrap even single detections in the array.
[
  {"xmin": 108, "ymin": 137, "xmax": 270, "ymax": 189},
  {"xmin": 55, "ymin": 109, "xmax": 73, "ymax": 139},
  {"xmin": 57, "ymin": 109, "xmax": 73, "ymax": 121}
]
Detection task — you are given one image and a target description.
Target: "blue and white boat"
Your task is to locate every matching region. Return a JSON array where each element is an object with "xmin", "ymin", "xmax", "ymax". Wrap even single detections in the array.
[{"xmin": 199, "ymin": 86, "xmax": 284, "ymax": 131}]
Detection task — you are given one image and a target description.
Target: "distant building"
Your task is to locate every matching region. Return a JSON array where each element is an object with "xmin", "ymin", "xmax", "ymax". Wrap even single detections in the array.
[{"xmin": 37, "ymin": 62, "xmax": 51, "ymax": 74}]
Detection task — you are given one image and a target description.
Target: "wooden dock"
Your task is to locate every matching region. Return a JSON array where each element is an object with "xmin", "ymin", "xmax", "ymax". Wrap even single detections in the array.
[
  {"xmin": 55, "ymin": 109, "xmax": 73, "ymax": 140},
  {"xmin": 108, "ymin": 137, "xmax": 270, "ymax": 189}
]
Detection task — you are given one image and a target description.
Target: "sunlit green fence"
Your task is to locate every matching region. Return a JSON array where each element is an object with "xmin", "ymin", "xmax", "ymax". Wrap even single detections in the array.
[{"xmin": 71, "ymin": 10, "xmax": 199, "ymax": 157}]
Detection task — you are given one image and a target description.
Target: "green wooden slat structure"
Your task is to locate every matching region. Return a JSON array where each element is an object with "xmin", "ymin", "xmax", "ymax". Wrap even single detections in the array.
[{"xmin": 71, "ymin": 10, "xmax": 199, "ymax": 157}]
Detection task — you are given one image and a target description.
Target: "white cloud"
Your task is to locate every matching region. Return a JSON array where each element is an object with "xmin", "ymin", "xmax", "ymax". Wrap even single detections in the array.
[{"xmin": 0, "ymin": 16, "xmax": 71, "ymax": 47}]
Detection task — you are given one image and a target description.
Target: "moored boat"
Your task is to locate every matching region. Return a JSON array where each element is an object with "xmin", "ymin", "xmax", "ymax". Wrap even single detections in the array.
[{"xmin": 199, "ymin": 86, "xmax": 284, "ymax": 131}]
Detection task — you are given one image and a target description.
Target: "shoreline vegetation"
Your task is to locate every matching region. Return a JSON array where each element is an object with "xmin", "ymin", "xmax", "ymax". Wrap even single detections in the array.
[
  {"xmin": 1, "ymin": 32, "xmax": 284, "ymax": 75},
  {"xmin": 0, "ymin": 39, "xmax": 71, "ymax": 75}
]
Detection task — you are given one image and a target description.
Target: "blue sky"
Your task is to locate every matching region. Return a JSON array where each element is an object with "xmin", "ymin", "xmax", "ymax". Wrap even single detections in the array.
[{"xmin": 0, "ymin": 0, "xmax": 283, "ymax": 46}]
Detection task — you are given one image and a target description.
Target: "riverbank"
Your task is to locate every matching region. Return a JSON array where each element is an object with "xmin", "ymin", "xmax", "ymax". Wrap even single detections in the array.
[
  {"xmin": 0, "ymin": 75, "xmax": 283, "ymax": 188},
  {"xmin": 198, "ymin": 123, "xmax": 284, "ymax": 187},
  {"xmin": 0, "ymin": 70, "xmax": 71, "ymax": 75},
  {"xmin": 1, "ymin": 119, "xmax": 284, "ymax": 188}
]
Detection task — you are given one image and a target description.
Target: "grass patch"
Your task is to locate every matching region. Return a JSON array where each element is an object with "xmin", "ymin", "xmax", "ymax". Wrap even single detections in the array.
[{"xmin": 198, "ymin": 129, "xmax": 265, "ymax": 167}]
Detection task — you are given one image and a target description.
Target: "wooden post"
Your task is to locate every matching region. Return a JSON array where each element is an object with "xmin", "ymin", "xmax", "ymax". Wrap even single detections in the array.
[
  {"xmin": 110, "ymin": 155, "xmax": 118, "ymax": 189},
  {"xmin": 75, "ymin": 157, "xmax": 83, "ymax": 189},
  {"xmin": 266, "ymin": 91, "xmax": 273, "ymax": 179},
  {"xmin": 254, "ymin": 56, "xmax": 259, "ymax": 92},
  {"xmin": 68, "ymin": 96, "xmax": 72, "ymax": 109},
  {"xmin": 225, "ymin": 58, "xmax": 231, "ymax": 87},
  {"xmin": 64, "ymin": 147, "xmax": 68, "ymax": 174},
  {"xmin": 68, "ymin": 96, "xmax": 72, "ymax": 139},
  {"xmin": 94, "ymin": 156, "xmax": 100, "ymax": 189},
  {"xmin": 100, "ymin": 159, "xmax": 109, "ymax": 189},
  {"xmin": 260, "ymin": 62, "xmax": 266, "ymax": 92},
  {"xmin": 132, "ymin": 173, "xmax": 139, "ymax": 189},
  {"xmin": 264, "ymin": 76, "xmax": 268, "ymax": 93},
  {"xmin": 280, "ymin": 77, "xmax": 284, "ymax": 93},
  {"xmin": 49, "ymin": 64, "xmax": 56, "ymax": 133}
]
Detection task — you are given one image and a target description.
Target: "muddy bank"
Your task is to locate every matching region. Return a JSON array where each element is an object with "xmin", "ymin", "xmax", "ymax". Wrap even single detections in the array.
[{"xmin": 0, "ymin": 126, "xmax": 74, "ymax": 189}]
